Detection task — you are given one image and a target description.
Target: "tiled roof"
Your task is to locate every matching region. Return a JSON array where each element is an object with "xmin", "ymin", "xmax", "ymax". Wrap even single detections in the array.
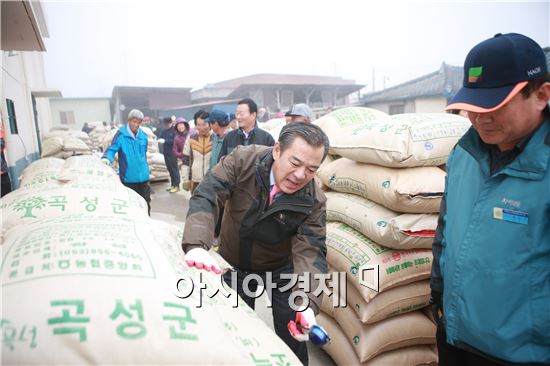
[{"xmin": 361, "ymin": 63, "xmax": 463, "ymax": 104}]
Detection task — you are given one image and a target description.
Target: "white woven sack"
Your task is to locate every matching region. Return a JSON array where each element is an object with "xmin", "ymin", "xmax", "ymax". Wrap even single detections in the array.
[
  {"xmin": 330, "ymin": 113, "xmax": 470, "ymax": 167},
  {"xmin": 318, "ymin": 158, "xmax": 445, "ymax": 213},
  {"xmin": 19, "ymin": 158, "xmax": 65, "ymax": 189},
  {"xmin": 262, "ymin": 118, "xmax": 286, "ymax": 140},
  {"xmin": 56, "ymin": 155, "xmax": 120, "ymax": 186},
  {"xmin": 317, "ymin": 312, "xmax": 438, "ymax": 366},
  {"xmin": 148, "ymin": 153, "xmax": 166, "ymax": 166},
  {"xmin": 41, "ymin": 137, "xmax": 64, "ymax": 158},
  {"xmin": 313, "ymin": 107, "xmax": 389, "ymax": 152},
  {"xmin": 63, "ymin": 137, "xmax": 91, "ymax": 152},
  {"xmin": 326, "ymin": 192, "xmax": 437, "ymax": 249},
  {"xmin": 1, "ymin": 215, "xmax": 300, "ymax": 365},
  {"xmin": 326, "ymin": 222, "xmax": 432, "ymax": 302},
  {"xmin": 101, "ymin": 129, "xmax": 118, "ymax": 151},
  {"xmin": 1, "ymin": 185, "xmax": 148, "ymax": 231},
  {"xmin": 346, "ymin": 279, "xmax": 431, "ymax": 324},
  {"xmin": 333, "ymin": 306, "xmax": 436, "ymax": 363},
  {"xmin": 68, "ymin": 130, "xmax": 90, "ymax": 141}
]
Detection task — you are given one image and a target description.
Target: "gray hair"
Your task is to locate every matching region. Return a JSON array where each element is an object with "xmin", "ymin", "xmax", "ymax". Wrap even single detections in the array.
[
  {"xmin": 127, "ymin": 109, "xmax": 144, "ymax": 121},
  {"xmin": 278, "ymin": 122, "xmax": 330, "ymax": 161}
]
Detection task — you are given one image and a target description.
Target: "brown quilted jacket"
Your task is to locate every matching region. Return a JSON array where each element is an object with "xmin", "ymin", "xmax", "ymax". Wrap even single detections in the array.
[{"xmin": 182, "ymin": 144, "xmax": 327, "ymax": 313}]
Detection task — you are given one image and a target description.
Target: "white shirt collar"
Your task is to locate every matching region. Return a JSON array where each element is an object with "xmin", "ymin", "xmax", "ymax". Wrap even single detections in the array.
[{"xmin": 269, "ymin": 168, "xmax": 276, "ymax": 187}]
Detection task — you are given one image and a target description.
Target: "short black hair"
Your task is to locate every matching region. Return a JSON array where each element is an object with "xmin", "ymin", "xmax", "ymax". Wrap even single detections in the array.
[
  {"xmin": 521, "ymin": 73, "xmax": 550, "ymax": 97},
  {"xmin": 237, "ymin": 98, "xmax": 258, "ymax": 115},
  {"xmin": 521, "ymin": 73, "xmax": 550, "ymax": 117},
  {"xmin": 278, "ymin": 122, "xmax": 330, "ymax": 161},
  {"xmin": 193, "ymin": 110, "xmax": 209, "ymax": 121},
  {"xmin": 163, "ymin": 117, "xmax": 172, "ymax": 124}
]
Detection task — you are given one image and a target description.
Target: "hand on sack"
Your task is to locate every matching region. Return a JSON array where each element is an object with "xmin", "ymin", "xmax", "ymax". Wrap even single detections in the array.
[
  {"xmin": 101, "ymin": 158, "xmax": 111, "ymax": 165},
  {"xmin": 185, "ymin": 248, "xmax": 221, "ymax": 274},
  {"xmin": 288, "ymin": 306, "xmax": 316, "ymax": 342}
]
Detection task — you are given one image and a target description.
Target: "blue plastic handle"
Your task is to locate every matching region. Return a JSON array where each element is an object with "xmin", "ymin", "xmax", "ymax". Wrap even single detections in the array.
[{"xmin": 308, "ymin": 325, "xmax": 331, "ymax": 346}]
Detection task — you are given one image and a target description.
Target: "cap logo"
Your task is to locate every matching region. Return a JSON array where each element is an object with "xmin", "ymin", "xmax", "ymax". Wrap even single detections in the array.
[
  {"xmin": 527, "ymin": 66, "xmax": 541, "ymax": 77},
  {"xmin": 468, "ymin": 66, "xmax": 483, "ymax": 83}
]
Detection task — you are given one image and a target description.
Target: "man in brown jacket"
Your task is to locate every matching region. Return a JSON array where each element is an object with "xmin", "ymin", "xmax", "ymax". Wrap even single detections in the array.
[{"xmin": 182, "ymin": 122, "xmax": 329, "ymax": 365}]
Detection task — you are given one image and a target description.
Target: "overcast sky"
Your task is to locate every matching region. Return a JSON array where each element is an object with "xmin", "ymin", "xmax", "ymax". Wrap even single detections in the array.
[{"xmin": 42, "ymin": 0, "xmax": 550, "ymax": 98}]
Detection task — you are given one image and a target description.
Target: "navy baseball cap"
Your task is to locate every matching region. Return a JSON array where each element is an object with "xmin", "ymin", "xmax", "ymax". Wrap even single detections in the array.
[
  {"xmin": 446, "ymin": 33, "xmax": 547, "ymax": 113},
  {"xmin": 206, "ymin": 109, "xmax": 230, "ymax": 126}
]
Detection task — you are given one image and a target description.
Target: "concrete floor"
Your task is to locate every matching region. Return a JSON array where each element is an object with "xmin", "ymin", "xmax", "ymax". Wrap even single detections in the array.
[{"xmin": 149, "ymin": 180, "xmax": 335, "ymax": 366}]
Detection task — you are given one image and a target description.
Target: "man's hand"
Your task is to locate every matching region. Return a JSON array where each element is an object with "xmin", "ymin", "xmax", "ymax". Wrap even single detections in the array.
[
  {"xmin": 184, "ymin": 248, "xmax": 221, "ymax": 274},
  {"xmin": 288, "ymin": 307, "xmax": 316, "ymax": 342},
  {"xmin": 158, "ymin": 138, "xmax": 166, "ymax": 144},
  {"xmin": 430, "ymin": 291, "xmax": 443, "ymax": 326},
  {"xmin": 101, "ymin": 158, "xmax": 110, "ymax": 165}
]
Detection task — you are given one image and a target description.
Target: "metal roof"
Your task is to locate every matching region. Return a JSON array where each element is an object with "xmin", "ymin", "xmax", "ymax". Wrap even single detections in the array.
[
  {"xmin": 213, "ymin": 73, "xmax": 359, "ymax": 88},
  {"xmin": 227, "ymin": 83, "xmax": 364, "ymax": 99}
]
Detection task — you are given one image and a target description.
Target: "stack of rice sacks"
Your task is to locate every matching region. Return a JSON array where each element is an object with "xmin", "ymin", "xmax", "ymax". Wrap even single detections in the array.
[
  {"xmin": 313, "ymin": 107, "xmax": 471, "ymax": 365},
  {"xmin": 41, "ymin": 128, "xmax": 92, "ymax": 158},
  {"xmin": 141, "ymin": 127, "xmax": 170, "ymax": 182},
  {"xmin": 87, "ymin": 121, "xmax": 114, "ymax": 151},
  {"xmin": 0, "ymin": 155, "xmax": 302, "ymax": 365}
]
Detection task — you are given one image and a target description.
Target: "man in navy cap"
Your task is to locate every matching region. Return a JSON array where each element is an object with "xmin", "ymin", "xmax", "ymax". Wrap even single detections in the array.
[
  {"xmin": 431, "ymin": 33, "xmax": 550, "ymax": 365},
  {"xmin": 206, "ymin": 109, "xmax": 231, "ymax": 171}
]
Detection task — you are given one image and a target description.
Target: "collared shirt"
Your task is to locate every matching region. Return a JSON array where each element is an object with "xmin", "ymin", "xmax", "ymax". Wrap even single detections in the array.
[
  {"xmin": 269, "ymin": 168, "xmax": 275, "ymax": 187},
  {"xmin": 240, "ymin": 126, "xmax": 256, "ymax": 144},
  {"xmin": 241, "ymin": 120, "xmax": 262, "ymax": 144},
  {"xmin": 269, "ymin": 168, "xmax": 283, "ymax": 203},
  {"xmin": 487, "ymin": 122, "xmax": 542, "ymax": 175},
  {"xmin": 126, "ymin": 124, "xmax": 138, "ymax": 139}
]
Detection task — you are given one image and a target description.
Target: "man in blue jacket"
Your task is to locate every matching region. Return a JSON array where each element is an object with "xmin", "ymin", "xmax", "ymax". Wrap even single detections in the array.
[
  {"xmin": 431, "ymin": 33, "xmax": 550, "ymax": 365},
  {"xmin": 102, "ymin": 109, "xmax": 151, "ymax": 215}
]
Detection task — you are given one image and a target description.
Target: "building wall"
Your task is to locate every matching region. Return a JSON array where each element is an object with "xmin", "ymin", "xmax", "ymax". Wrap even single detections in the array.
[
  {"xmin": 149, "ymin": 92, "xmax": 191, "ymax": 110},
  {"xmin": 50, "ymin": 98, "xmax": 111, "ymax": 129},
  {"xmin": 365, "ymin": 100, "xmax": 415, "ymax": 114},
  {"xmin": 414, "ymin": 97, "xmax": 448, "ymax": 113},
  {"xmin": 1, "ymin": 51, "xmax": 51, "ymax": 188}
]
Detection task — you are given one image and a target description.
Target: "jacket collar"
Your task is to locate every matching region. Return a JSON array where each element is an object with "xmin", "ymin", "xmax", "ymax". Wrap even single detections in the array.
[
  {"xmin": 122, "ymin": 124, "xmax": 143, "ymax": 139},
  {"xmin": 458, "ymin": 118, "xmax": 550, "ymax": 180},
  {"xmin": 237, "ymin": 121, "xmax": 259, "ymax": 138},
  {"xmin": 256, "ymin": 149, "xmax": 273, "ymax": 190}
]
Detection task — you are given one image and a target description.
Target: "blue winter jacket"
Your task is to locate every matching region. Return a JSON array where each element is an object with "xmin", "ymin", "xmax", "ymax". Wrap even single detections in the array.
[
  {"xmin": 431, "ymin": 118, "xmax": 550, "ymax": 363},
  {"xmin": 103, "ymin": 125, "xmax": 150, "ymax": 184}
]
